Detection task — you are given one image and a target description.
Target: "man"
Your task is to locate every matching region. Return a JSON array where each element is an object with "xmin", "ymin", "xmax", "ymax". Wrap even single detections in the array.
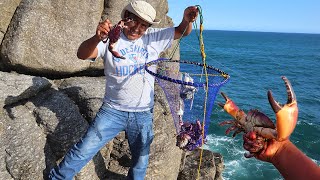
[{"xmin": 49, "ymin": 1, "xmax": 198, "ymax": 179}]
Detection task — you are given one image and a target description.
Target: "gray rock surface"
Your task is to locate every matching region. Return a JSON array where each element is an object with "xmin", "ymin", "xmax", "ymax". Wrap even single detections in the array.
[
  {"xmin": 0, "ymin": 0, "xmax": 104, "ymax": 75},
  {"xmin": 26, "ymin": 89, "xmax": 89, "ymax": 159},
  {"xmin": 178, "ymin": 150, "xmax": 225, "ymax": 180},
  {"xmin": 0, "ymin": 0, "xmax": 21, "ymax": 42},
  {"xmin": 0, "ymin": 0, "xmax": 224, "ymax": 179},
  {"xmin": 2, "ymin": 105, "xmax": 52, "ymax": 179},
  {"xmin": 0, "ymin": 71, "xmax": 52, "ymax": 108},
  {"xmin": 57, "ymin": 76, "xmax": 105, "ymax": 122}
]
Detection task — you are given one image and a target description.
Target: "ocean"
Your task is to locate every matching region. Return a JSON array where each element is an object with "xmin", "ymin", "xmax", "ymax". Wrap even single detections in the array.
[{"xmin": 178, "ymin": 30, "xmax": 320, "ymax": 179}]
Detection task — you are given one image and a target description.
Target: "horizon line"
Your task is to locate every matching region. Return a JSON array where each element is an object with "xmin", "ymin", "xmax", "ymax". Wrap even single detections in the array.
[{"xmin": 188, "ymin": 29, "xmax": 320, "ymax": 35}]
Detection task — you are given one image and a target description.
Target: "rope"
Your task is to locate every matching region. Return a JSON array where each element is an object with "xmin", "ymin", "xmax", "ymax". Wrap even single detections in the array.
[
  {"xmin": 158, "ymin": 5, "xmax": 220, "ymax": 178},
  {"xmin": 194, "ymin": 5, "xmax": 207, "ymax": 180},
  {"xmin": 168, "ymin": 21, "xmax": 189, "ymax": 59},
  {"xmin": 160, "ymin": 5, "xmax": 209, "ymax": 177}
]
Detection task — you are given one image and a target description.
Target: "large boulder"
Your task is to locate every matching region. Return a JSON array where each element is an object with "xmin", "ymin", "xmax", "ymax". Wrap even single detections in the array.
[
  {"xmin": 178, "ymin": 150, "xmax": 225, "ymax": 180},
  {"xmin": 1, "ymin": 105, "xmax": 53, "ymax": 179},
  {"xmin": 0, "ymin": 0, "xmax": 225, "ymax": 179},
  {"xmin": 26, "ymin": 88, "xmax": 89, "ymax": 159},
  {"xmin": 0, "ymin": 71, "xmax": 52, "ymax": 108},
  {"xmin": 57, "ymin": 76, "xmax": 105, "ymax": 122},
  {"xmin": 0, "ymin": 0, "xmax": 21, "ymax": 42},
  {"xmin": 0, "ymin": 0, "xmax": 104, "ymax": 75},
  {"xmin": 0, "ymin": 0, "xmax": 173, "ymax": 76}
]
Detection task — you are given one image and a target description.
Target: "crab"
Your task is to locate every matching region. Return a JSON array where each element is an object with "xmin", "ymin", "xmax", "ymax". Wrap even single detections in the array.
[
  {"xmin": 103, "ymin": 18, "xmax": 132, "ymax": 59},
  {"xmin": 219, "ymin": 76, "xmax": 298, "ymax": 156}
]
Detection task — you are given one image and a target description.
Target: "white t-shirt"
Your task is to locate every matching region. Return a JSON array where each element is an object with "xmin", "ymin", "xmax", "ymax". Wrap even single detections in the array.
[{"xmin": 95, "ymin": 27, "xmax": 175, "ymax": 112}]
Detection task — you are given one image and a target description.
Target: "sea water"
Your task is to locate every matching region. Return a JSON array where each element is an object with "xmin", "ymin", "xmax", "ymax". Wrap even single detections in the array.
[{"xmin": 178, "ymin": 30, "xmax": 320, "ymax": 180}]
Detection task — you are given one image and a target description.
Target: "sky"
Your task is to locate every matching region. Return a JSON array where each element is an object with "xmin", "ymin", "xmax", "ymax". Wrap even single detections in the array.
[{"xmin": 167, "ymin": 0, "xmax": 320, "ymax": 34}]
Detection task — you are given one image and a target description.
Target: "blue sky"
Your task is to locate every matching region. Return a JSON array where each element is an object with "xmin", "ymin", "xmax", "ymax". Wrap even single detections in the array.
[{"xmin": 167, "ymin": 0, "xmax": 320, "ymax": 34}]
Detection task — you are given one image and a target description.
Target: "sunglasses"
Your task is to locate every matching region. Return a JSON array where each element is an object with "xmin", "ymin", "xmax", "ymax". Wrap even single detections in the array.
[{"xmin": 126, "ymin": 13, "xmax": 151, "ymax": 31}]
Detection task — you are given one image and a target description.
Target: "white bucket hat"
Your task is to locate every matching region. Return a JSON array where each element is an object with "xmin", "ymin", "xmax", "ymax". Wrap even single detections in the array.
[{"xmin": 121, "ymin": 1, "xmax": 161, "ymax": 25}]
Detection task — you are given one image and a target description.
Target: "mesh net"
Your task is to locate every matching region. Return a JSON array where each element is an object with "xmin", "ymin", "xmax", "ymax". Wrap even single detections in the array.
[{"xmin": 145, "ymin": 58, "xmax": 229, "ymax": 151}]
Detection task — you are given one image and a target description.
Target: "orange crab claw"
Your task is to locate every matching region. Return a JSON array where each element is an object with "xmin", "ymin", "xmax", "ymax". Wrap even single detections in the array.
[
  {"xmin": 267, "ymin": 76, "xmax": 298, "ymax": 141},
  {"xmin": 218, "ymin": 92, "xmax": 246, "ymax": 119}
]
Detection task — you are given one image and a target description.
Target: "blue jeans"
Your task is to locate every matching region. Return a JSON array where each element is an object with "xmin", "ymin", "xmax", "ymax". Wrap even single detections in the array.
[{"xmin": 49, "ymin": 104, "xmax": 154, "ymax": 180}]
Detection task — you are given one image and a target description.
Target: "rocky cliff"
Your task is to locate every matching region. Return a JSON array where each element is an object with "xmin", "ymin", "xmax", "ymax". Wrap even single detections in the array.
[{"xmin": 0, "ymin": 0, "xmax": 224, "ymax": 179}]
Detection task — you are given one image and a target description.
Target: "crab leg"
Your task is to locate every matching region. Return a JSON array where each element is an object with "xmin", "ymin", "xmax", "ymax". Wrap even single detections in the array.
[
  {"xmin": 108, "ymin": 43, "xmax": 124, "ymax": 59},
  {"xmin": 218, "ymin": 92, "xmax": 245, "ymax": 118},
  {"xmin": 218, "ymin": 92, "xmax": 277, "ymax": 140},
  {"xmin": 268, "ymin": 76, "xmax": 298, "ymax": 141}
]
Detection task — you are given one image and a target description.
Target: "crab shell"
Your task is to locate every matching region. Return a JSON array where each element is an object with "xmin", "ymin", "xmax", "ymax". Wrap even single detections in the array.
[
  {"xmin": 108, "ymin": 22, "xmax": 124, "ymax": 44},
  {"xmin": 245, "ymin": 109, "xmax": 276, "ymax": 133}
]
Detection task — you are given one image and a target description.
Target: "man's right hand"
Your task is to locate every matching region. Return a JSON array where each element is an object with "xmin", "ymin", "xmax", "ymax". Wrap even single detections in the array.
[
  {"xmin": 77, "ymin": 19, "xmax": 113, "ymax": 60},
  {"xmin": 96, "ymin": 19, "xmax": 113, "ymax": 41},
  {"xmin": 243, "ymin": 131, "xmax": 290, "ymax": 163}
]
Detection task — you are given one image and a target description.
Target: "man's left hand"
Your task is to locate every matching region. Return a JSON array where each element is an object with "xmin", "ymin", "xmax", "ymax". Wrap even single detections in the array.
[{"xmin": 183, "ymin": 6, "xmax": 199, "ymax": 23}]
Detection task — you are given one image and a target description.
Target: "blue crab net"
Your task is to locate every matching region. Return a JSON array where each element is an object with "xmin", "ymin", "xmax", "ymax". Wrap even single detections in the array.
[{"xmin": 145, "ymin": 58, "xmax": 229, "ymax": 151}]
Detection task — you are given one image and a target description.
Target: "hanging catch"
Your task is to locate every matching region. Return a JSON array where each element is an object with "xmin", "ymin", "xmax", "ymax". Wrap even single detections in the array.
[
  {"xmin": 180, "ymin": 73, "xmax": 197, "ymax": 100},
  {"xmin": 103, "ymin": 18, "xmax": 132, "ymax": 59},
  {"xmin": 219, "ymin": 76, "xmax": 298, "ymax": 157},
  {"xmin": 180, "ymin": 73, "xmax": 197, "ymax": 111},
  {"xmin": 176, "ymin": 120, "xmax": 204, "ymax": 151}
]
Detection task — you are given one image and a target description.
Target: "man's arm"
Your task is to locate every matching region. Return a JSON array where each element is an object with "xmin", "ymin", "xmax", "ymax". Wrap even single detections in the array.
[
  {"xmin": 270, "ymin": 140, "xmax": 320, "ymax": 179},
  {"xmin": 243, "ymin": 132, "xmax": 320, "ymax": 179},
  {"xmin": 77, "ymin": 36, "xmax": 100, "ymax": 60}
]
